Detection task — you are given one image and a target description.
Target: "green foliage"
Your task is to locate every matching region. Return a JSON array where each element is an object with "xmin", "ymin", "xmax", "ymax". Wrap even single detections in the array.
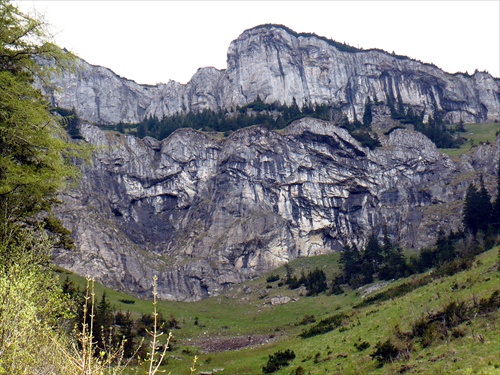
[
  {"xmin": 0, "ymin": 0, "xmax": 86, "ymax": 251},
  {"xmin": 0, "ymin": 227, "xmax": 75, "ymax": 374},
  {"xmin": 370, "ymin": 339, "xmax": 401, "ymax": 365},
  {"xmin": 387, "ymin": 98, "xmax": 465, "ymax": 148},
  {"xmin": 43, "ymin": 215, "xmax": 75, "ymax": 249},
  {"xmin": 354, "ymin": 340, "xmax": 371, "ymax": 351},
  {"xmin": 463, "ymin": 177, "xmax": 493, "ymax": 234},
  {"xmin": 339, "ymin": 235, "xmax": 409, "ymax": 288},
  {"xmin": 299, "ymin": 312, "xmax": 347, "ymax": 338},
  {"xmin": 409, "ymin": 291, "xmax": 499, "ymax": 348},
  {"xmin": 296, "ymin": 314, "xmax": 316, "ymax": 326},
  {"xmin": 109, "ymin": 99, "xmax": 382, "ymax": 149},
  {"xmin": 266, "ymin": 274, "xmax": 280, "ymax": 283},
  {"xmin": 262, "ymin": 349, "xmax": 296, "ymax": 374},
  {"xmin": 354, "ymin": 274, "xmax": 433, "ymax": 309},
  {"xmin": 54, "ymin": 107, "xmax": 83, "ymax": 139},
  {"xmin": 303, "ymin": 268, "xmax": 327, "ymax": 296}
]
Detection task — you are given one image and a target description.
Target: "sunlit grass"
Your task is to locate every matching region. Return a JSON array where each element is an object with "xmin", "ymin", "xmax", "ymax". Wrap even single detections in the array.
[
  {"xmin": 440, "ymin": 122, "xmax": 499, "ymax": 158},
  {"xmin": 56, "ymin": 245, "xmax": 499, "ymax": 374}
]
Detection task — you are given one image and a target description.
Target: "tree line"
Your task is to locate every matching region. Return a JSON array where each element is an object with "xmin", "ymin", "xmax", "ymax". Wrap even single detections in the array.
[
  {"xmin": 102, "ymin": 93, "xmax": 466, "ymax": 151},
  {"xmin": 109, "ymin": 96, "xmax": 382, "ymax": 149}
]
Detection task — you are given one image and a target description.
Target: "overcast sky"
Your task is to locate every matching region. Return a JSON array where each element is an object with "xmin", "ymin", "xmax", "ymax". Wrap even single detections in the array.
[{"xmin": 14, "ymin": 1, "xmax": 500, "ymax": 85}]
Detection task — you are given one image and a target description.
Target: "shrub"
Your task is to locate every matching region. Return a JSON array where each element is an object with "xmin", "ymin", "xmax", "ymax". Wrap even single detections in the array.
[
  {"xmin": 262, "ymin": 349, "xmax": 296, "ymax": 373},
  {"xmin": 296, "ymin": 314, "xmax": 316, "ymax": 326},
  {"xmin": 370, "ymin": 339, "xmax": 401, "ymax": 365},
  {"xmin": 119, "ymin": 298, "xmax": 136, "ymax": 304},
  {"xmin": 266, "ymin": 274, "xmax": 280, "ymax": 283},
  {"xmin": 299, "ymin": 312, "xmax": 347, "ymax": 338},
  {"xmin": 354, "ymin": 341, "xmax": 371, "ymax": 351}
]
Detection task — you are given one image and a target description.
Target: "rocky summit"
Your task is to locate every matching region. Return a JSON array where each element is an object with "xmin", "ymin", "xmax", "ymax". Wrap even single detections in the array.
[
  {"xmin": 50, "ymin": 25, "xmax": 500, "ymax": 301},
  {"xmin": 47, "ymin": 24, "xmax": 499, "ymax": 125}
]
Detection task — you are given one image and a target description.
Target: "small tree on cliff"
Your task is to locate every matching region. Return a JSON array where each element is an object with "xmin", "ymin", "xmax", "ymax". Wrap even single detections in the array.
[
  {"xmin": 463, "ymin": 176, "xmax": 493, "ymax": 234},
  {"xmin": 493, "ymin": 158, "xmax": 500, "ymax": 227}
]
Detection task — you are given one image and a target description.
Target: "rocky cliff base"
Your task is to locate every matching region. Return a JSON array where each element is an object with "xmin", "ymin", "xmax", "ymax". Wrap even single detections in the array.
[{"xmin": 54, "ymin": 117, "xmax": 499, "ymax": 301}]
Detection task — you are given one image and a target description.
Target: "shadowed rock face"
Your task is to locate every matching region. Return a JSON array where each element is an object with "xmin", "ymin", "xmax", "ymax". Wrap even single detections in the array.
[
  {"xmin": 47, "ymin": 25, "xmax": 499, "ymax": 125},
  {"xmin": 54, "ymin": 118, "xmax": 500, "ymax": 301},
  {"xmin": 47, "ymin": 24, "xmax": 500, "ymax": 301}
]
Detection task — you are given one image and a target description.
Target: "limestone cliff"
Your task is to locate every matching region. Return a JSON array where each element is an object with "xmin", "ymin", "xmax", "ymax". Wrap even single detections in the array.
[
  {"xmin": 54, "ymin": 118, "xmax": 499, "ymax": 301},
  {"xmin": 47, "ymin": 25, "xmax": 499, "ymax": 125}
]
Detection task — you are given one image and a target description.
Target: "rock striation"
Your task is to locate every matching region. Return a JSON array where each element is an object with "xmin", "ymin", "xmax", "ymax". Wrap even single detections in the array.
[
  {"xmin": 49, "ymin": 24, "xmax": 500, "ymax": 301},
  {"xmin": 54, "ymin": 118, "xmax": 499, "ymax": 301},
  {"xmin": 47, "ymin": 24, "xmax": 499, "ymax": 125}
]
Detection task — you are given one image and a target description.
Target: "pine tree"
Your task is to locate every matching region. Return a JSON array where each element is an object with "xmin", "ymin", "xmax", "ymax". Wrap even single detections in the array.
[
  {"xmin": 305, "ymin": 268, "xmax": 327, "ymax": 296},
  {"xmin": 115, "ymin": 311, "xmax": 136, "ymax": 358},
  {"xmin": 463, "ymin": 183, "xmax": 481, "ymax": 234},
  {"xmin": 94, "ymin": 292, "xmax": 115, "ymax": 347},
  {"xmin": 339, "ymin": 244, "xmax": 362, "ymax": 284},
  {"xmin": 492, "ymin": 158, "xmax": 500, "ymax": 227},
  {"xmin": 477, "ymin": 175, "xmax": 493, "ymax": 231},
  {"xmin": 363, "ymin": 234, "xmax": 383, "ymax": 272}
]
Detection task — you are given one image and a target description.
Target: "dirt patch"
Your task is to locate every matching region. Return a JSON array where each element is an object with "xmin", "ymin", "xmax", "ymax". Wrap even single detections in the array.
[{"xmin": 190, "ymin": 334, "xmax": 276, "ymax": 353}]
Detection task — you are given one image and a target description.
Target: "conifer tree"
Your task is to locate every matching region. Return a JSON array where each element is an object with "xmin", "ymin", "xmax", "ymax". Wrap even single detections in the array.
[
  {"xmin": 477, "ymin": 175, "xmax": 493, "ymax": 231},
  {"xmin": 463, "ymin": 183, "xmax": 481, "ymax": 234},
  {"xmin": 493, "ymin": 158, "xmax": 500, "ymax": 227}
]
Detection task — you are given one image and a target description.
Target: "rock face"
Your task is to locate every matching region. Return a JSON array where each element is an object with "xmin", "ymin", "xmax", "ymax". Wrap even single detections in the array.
[
  {"xmin": 54, "ymin": 118, "xmax": 500, "ymax": 301},
  {"xmin": 49, "ymin": 24, "xmax": 500, "ymax": 301},
  {"xmin": 47, "ymin": 24, "xmax": 499, "ymax": 125}
]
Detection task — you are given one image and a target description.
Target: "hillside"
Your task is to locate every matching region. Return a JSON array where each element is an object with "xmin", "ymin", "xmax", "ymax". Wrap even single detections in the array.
[
  {"xmin": 57, "ymin": 244, "xmax": 500, "ymax": 374},
  {"xmin": 52, "ymin": 116, "xmax": 499, "ymax": 301}
]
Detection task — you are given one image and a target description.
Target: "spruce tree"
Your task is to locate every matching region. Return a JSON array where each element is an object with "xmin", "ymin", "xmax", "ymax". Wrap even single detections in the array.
[
  {"xmin": 463, "ymin": 183, "xmax": 481, "ymax": 234},
  {"xmin": 339, "ymin": 244, "xmax": 362, "ymax": 284},
  {"xmin": 477, "ymin": 175, "xmax": 493, "ymax": 231},
  {"xmin": 493, "ymin": 158, "xmax": 500, "ymax": 227}
]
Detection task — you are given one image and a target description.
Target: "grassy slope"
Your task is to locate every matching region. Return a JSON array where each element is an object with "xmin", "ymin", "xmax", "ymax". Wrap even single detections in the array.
[
  {"xmin": 440, "ymin": 123, "xmax": 499, "ymax": 158},
  {"xmin": 56, "ymin": 246, "xmax": 499, "ymax": 375}
]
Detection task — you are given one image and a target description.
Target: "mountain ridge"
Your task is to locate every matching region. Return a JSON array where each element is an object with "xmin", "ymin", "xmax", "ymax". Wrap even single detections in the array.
[
  {"xmin": 49, "ymin": 24, "xmax": 500, "ymax": 301},
  {"xmin": 45, "ymin": 24, "xmax": 499, "ymax": 126}
]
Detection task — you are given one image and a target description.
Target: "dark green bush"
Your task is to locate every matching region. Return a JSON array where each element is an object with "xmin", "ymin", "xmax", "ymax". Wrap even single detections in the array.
[
  {"xmin": 354, "ymin": 341, "xmax": 371, "ymax": 351},
  {"xmin": 299, "ymin": 312, "xmax": 347, "ymax": 338},
  {"xmin": 266, "ymin": 274, "xmax": 280, "ymax": 283},
  {"xmin": 370, "ymin": 339, "xmax": 400, "ymax": 365},
  {"xmin": 262, "ymin": 349, "xmax": 296, "ymax": 373}
]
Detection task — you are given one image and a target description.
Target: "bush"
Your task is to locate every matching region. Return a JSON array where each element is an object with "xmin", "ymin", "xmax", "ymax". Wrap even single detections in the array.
[
  {"xmin": 296, "ymin": 314, "xmax": 316, "ymax": 326},
  {"xmin": 354, "ymin": 341, "xmax": 371, "ymax": 351},
  {"xmin": 370, "ymin": 339, "xmax": 401, "ymax": 365},
  {"xmin": 262, "ymin": 349, "xmax": 296, "ymax": 373},
  {"xmin": 299, "ymin": 312, "xmax": 347, "ymax": 338},
  {"xmin": 266, "ymin": 274, "xmax": 280, "ymax": 283}
]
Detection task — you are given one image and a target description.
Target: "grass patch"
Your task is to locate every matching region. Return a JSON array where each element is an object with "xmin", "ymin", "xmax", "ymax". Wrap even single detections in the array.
[{"xmin": 440, "ymin": 122, "xmax": 499, "ymax": 157}]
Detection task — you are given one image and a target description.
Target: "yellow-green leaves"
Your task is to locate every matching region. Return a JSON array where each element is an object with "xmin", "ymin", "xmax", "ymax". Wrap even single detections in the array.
[{"xmin": 0, "ymin": 0, "xmax": 85, "ymax": 245}]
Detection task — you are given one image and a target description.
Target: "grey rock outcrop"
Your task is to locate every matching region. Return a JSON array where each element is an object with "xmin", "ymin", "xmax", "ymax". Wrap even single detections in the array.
[
  {"xmin": 47, "ymin": 25, "xmax": 499, "ymax": 125},
  {"xmin": 54, "ymin": 118, "xmax": 500, "ymax": 301}
]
